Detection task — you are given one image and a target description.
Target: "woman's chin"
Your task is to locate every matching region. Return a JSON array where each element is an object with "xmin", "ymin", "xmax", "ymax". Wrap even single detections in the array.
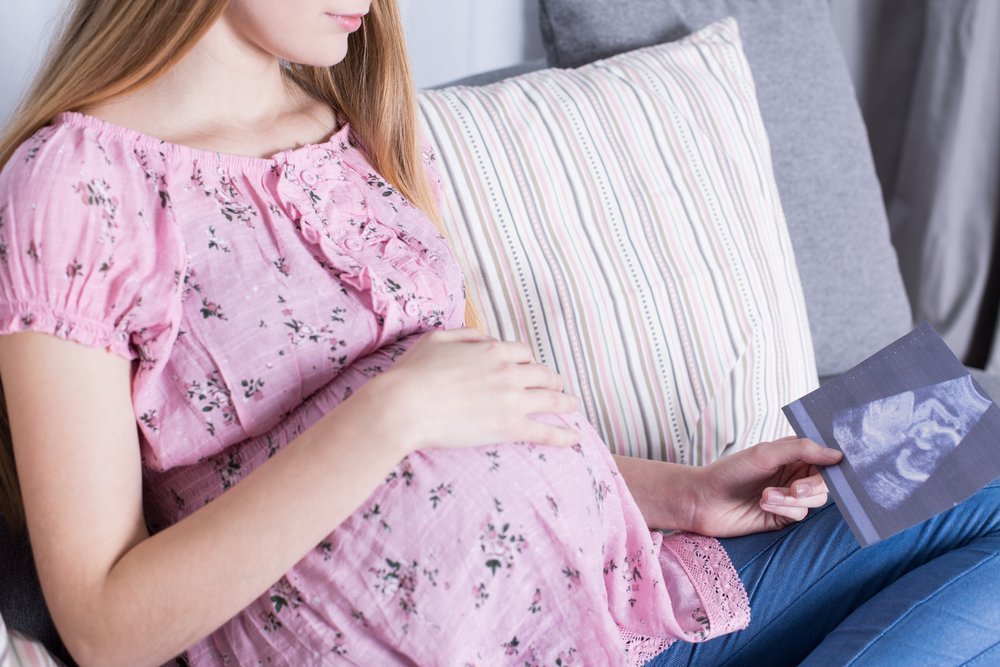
[{"xmin": 281, "ymin": 43, "xmax": 351, "ymax": 70}]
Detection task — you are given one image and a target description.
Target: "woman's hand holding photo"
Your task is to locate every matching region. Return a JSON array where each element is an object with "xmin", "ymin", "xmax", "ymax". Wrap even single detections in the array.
[{"xmin": 687, "ymin": 437, "xmax": 843, "ymax": 538}]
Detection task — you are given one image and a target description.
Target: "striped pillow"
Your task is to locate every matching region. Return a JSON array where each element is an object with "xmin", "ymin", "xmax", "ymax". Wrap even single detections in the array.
[{"xmin": 418, "ymin": 18, "xmax": 818, "ymax": 464}]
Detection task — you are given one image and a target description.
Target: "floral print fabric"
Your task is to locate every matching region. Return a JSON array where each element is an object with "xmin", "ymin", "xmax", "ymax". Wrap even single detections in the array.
[{"xmin": 0, "ymin": 111, "xmax": 749, "ymax": 665}]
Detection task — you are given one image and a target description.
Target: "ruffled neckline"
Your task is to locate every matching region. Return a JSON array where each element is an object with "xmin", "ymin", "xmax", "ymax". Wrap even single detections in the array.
[
  {"xmin": 53, "ymin": 110, "xmax": 352, "ymax": 173},
  {"xmin": 50, "ymin": 108, "xmax": 465, "ymax": 350}
]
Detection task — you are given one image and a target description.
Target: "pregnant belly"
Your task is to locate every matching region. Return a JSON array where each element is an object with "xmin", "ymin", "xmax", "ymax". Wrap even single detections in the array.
[
  {"xmin": 318, "ymin": 407, "xmax": 622, "ymax": 592},
  {"xmin": 174, "ymin": 338, "xmax": 634, "ymax": 663},
  {"xmin": 360, "ymin": 413, "xmax": 617, "ymax": 545}
]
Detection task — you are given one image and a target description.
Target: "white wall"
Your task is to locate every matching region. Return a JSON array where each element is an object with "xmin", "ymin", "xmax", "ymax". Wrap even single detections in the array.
[
  {"xmin": 400, "ymin": 0, "xmax": 543, "ymax": 88},
  {"xmin": 0, "ymin": 0, "xmax": 541, "ymax": 124},
  {"xmin": 0, "ymin": 0, "xmax": 67, "ymax": 123}
]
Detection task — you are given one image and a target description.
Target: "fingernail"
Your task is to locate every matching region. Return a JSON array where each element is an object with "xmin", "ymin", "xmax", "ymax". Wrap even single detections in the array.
[
  {"xmin": 768, "ymin": 490, "xmax": 787, "ymax": 503},
  {"xmin": 795, "ymin": 483, "xmax": 813, "ymax": 497}
]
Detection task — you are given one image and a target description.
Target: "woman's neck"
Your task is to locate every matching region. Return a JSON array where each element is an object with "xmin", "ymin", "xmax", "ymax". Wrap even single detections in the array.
[{"xmin": 77, "ymin": 12, "xmax": 338, "ymax": 159}]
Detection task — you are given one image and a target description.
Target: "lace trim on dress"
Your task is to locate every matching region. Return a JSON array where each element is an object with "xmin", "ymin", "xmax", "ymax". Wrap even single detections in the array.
[
  {"xmin": 661, "ymin": 532, "xmax": 751, "ymax": 639},
  {"xmin": 618, "ymin": 532, "xmax": 751, "ymax": 666},
  {"xmin": 620, "ymin": 628, "xmax": 677, "ymax": 666}
]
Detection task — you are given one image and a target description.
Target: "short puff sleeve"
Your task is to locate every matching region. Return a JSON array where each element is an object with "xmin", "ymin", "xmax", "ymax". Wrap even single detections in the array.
[{"xmin": 0, "ymin": 122, "xmax": 184, "ymax": 367}]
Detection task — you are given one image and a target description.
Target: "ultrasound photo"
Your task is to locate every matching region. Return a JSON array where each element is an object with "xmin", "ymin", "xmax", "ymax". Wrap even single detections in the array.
[
  {"xmin": 832, "ymin": 375, "xmax": 992, "ymax": 511},
  {"xmin": 783, "ymin": 323, "xmax": 1000, "ymax": 547}
]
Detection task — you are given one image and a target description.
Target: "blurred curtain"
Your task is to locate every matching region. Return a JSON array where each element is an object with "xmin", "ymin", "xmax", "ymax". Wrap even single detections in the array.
[{"xmin": 829, "ymin": 0, "xmax": 1000, "ymax": 373}]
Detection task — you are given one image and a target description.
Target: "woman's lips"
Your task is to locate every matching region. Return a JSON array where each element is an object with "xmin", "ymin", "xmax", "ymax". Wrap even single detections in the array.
[{"xmin": 327, "ymin": 13, "xmax": 364, "ymax": 32}]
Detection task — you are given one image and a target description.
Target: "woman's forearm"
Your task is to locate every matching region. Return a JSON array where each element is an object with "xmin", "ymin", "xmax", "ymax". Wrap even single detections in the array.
[
  {"xmin": 75, "ymin": 376, "xmax": 407, "ymax": 667},
  {"xmin": 612, "ymin": 454, "xmax": 702, "ymax": 532}
]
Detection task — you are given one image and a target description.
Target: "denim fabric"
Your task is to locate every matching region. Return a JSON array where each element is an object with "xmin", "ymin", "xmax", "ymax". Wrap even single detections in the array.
[{"xmin": 646, "ymin": 480, "xmax": 1000, "ymax": 666}]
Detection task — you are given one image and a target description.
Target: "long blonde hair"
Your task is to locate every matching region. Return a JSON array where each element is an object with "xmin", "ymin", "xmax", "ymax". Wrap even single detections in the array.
[{"xmin": 0, "ymin": 0, "xmax": 483, "ymax": 531}]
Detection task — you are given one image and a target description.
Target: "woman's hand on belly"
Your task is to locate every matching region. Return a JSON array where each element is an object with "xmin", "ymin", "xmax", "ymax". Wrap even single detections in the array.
[{"xmin": 366, "ymin": 327, "xmax": 583, "ymax": 453}]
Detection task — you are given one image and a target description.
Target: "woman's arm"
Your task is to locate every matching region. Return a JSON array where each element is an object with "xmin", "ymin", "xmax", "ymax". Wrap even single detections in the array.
[
  {"xmin": 0, "ymin": 332, "xmax": 410, "ymax": 667},
  {"xmin": 613, "ymin": 438, "xmax": 842, "ymax": 538},
  {"xmin": 611, "ymin": 454, "xmax": 700, "ymax": 531},
  {"xmin": 1, "ymin": 326, "xmax": 579, "ymax": 667}
]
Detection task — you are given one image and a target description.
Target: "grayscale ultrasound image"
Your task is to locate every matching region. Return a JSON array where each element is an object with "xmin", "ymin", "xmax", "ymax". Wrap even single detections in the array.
[{"xmin": 832, "ymin": 375, "xmax": 992, "ymax": 510}]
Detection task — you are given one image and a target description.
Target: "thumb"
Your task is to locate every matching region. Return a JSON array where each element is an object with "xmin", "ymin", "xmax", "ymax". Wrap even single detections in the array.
[{"xmin": 758, "ymin": 438, "xmax": 842, "ymax": 467}]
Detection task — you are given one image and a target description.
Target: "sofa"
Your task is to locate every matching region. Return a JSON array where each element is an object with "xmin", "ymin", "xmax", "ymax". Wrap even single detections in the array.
[{"xmin": 3, "ymin": 1, "xmax": 999, "ymax": 664}]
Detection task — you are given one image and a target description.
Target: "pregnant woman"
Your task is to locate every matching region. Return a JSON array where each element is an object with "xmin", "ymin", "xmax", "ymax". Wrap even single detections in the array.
[{"xmin": 0, "ymin": 1, "xmax": 997, "ymax": 665}]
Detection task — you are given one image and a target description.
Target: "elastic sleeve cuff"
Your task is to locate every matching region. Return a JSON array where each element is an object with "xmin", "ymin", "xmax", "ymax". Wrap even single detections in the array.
[{"xmin": 0, "ymin": 302, "xmax": 136, "ymax": 361}]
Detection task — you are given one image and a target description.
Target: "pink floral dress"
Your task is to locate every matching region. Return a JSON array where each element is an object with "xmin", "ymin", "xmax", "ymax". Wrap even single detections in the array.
[{"xmin": 0, "ymin": 111, "xmax": 750, "ymax": 666}]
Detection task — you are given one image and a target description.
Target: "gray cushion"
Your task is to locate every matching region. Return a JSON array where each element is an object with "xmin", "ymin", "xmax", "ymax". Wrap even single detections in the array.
[
  {"xmin": 0, "ymin": 522, "xmax": 71, "ymax": 663},
  {"xmin": 538, "ymin": 0, "xmax": 913, "ymax": 378}
]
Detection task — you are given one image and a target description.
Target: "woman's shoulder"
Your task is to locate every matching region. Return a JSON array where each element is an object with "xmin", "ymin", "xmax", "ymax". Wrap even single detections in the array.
[
  {"xmin": 0, "ymin": 110, "xmax": 181, "ymax": 280},
  {"xmin": 0, "ymin": 112, "xmax": 186, "ymax": 363},
  {"xmin": 0, "ymin": 111, "xmax": 160, "ymax": 203},
  {"xmin": 1, "ymin": 116, "xmax": 83, "ymax": 190}
]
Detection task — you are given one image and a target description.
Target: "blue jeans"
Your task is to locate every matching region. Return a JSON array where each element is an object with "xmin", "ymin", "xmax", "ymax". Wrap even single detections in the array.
[{"xmin": 646, "ymin": 480, "xmax": 1000, "ymax": 666}]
